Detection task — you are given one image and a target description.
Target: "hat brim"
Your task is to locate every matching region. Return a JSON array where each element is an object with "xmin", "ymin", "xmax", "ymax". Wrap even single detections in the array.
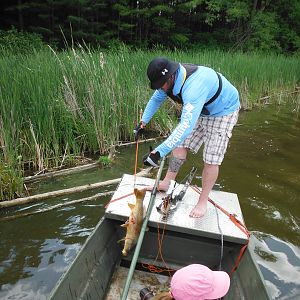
[
  {"xmin": 150, "ymin": 61, "xmax": 179, "ymax": 90},
  {"xmin": 205, "ymin": 271, "xmax": 230, "ymax": 299}
]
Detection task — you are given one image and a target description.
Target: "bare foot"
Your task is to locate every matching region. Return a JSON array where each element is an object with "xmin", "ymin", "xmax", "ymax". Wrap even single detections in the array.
[
  {"xmin": 189, "ymin": 200, "xmax": 207, "ymax": 218},
  {"xmin": 144, "ymin": 180, "xmax": 170, "ymax": 192}
]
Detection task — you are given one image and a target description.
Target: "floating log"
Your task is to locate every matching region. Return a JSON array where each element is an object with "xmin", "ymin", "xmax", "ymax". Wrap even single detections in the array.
[
  {"xmin": 24, "ymin": 162, "xmax": 100, "ymax": 183},
  {"xmin": 0, "ymin": 191, "xmax": 114, "ymax": 222},
  {"xmin": 0, "ymin": 168, "xmax": 153, "ymax": 209},
  {"xmin": 24, "ymin": 136, "xmax": 164, "ymax": 183}
]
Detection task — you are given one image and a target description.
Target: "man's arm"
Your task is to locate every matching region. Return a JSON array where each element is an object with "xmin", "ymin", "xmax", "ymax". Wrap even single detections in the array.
[
  {"xmin": 141, "ymin": 89, "xmax": 167, "ymax": 124},
  {"xmin": 154, "ymin": 101, "xmax": 202, "ymax": 157}
]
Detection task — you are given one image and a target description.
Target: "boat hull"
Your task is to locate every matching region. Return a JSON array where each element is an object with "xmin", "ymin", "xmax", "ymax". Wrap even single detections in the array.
[{"xmin": 49, "ymin": 217, "xmax": 270, "ymax": 300}]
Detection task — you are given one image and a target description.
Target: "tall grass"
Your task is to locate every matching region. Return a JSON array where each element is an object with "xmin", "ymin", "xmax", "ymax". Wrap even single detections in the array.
[{"xmin": 0, "ymin": 46, "xmax": 299, "ymax": 199}]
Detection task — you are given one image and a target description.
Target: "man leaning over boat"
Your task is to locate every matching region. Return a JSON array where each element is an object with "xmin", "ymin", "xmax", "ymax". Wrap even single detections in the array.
[{"xmin": 134, "ymin": 57, "xmax": 240, "ymax": 218}]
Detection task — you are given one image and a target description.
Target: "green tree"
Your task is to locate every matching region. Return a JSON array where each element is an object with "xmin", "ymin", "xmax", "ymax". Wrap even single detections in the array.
[{"xmin": 1, "ymin": 0, "xmax": 299, "ymax": 53}]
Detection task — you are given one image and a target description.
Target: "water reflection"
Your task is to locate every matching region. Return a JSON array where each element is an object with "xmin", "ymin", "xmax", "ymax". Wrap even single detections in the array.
[
  {"xmin": 1, "ymin": 238, "xmax": 81, "ymax": 300},
  {"xmin": 252, "ymin": 232, "xmax": 300, "ymax": 299},
  {"xmin": 0, "ymin": 199, "xmax": 106, "ymax": 299}
]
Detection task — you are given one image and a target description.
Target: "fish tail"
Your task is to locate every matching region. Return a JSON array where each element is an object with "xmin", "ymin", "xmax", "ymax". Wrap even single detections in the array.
[{"xmin": 134, "ymin": 188, "xmax": 146, "ymax": 201}]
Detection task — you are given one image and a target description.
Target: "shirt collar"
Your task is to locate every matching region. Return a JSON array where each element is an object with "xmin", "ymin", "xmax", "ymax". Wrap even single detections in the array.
[{"xmin": 172, "ymin": 64, "xmax": 186, "ymax": 95}]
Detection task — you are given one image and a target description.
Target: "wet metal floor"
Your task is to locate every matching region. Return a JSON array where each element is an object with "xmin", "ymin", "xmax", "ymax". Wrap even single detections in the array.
[{"xmin": 105, "ymin": 267, "xmax": 170, "ymax": 300}]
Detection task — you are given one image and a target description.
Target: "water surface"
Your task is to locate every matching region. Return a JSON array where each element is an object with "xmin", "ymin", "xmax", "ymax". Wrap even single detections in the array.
[{"xmin": 0, "ymin": 103, "xmax": 299, "ymax": 299}]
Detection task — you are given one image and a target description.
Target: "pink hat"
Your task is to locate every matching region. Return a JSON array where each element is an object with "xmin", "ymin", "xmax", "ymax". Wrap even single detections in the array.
[{"xmin": 170, "ymin": 264, "xmax": 230, "ymax": 300}]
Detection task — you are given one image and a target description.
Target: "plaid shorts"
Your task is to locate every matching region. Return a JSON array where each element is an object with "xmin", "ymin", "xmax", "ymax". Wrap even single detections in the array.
[{"xmin": 179, "ymin": 110, "xmax": 239, "ymax": 165}]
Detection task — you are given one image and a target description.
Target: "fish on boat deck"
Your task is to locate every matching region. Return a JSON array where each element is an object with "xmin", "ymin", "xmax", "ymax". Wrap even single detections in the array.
[{"xmin": 120, "ymin": 188, "xmax": 146, "ymax": 256}]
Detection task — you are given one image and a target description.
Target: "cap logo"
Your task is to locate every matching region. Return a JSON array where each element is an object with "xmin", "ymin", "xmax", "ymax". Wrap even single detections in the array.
[{"xmin": 161, "ymin": 68, "xmax": 168, "ymax": 75}]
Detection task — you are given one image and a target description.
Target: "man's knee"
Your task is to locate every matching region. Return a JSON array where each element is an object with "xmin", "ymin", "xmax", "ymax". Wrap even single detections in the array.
[
  {"xmin": 204, "ymin": 162, "xmax": 219, "ymax": 169},
  {"xmin": 172, "ymin": 147, "xmax": 187, "ymax": 159}
]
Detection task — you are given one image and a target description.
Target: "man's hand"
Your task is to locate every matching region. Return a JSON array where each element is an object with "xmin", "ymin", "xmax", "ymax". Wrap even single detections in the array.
[
  {"xmin": 133, "ymin": 122, "xmax": 145, "ymax": 141},
  {"xmin": 143, "ymin": 151, "xmax": 161, "ymax": 167}
]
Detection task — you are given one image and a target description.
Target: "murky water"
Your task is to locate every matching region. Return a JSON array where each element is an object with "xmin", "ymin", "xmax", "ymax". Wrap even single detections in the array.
[{"xmin": 0, "ymin": 103, "xmax": 300, "ymax": 299}]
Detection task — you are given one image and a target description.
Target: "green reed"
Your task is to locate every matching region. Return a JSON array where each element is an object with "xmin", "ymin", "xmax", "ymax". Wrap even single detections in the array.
[{"xmin": 0, "ymin": 46, "xmax": 299, "ymax": 199}]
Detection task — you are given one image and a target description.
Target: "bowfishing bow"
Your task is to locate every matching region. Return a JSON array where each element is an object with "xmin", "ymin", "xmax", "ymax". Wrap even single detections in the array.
[{"xmin": 156, "ymin": 166, "xmax": 197, "ymax": 216}]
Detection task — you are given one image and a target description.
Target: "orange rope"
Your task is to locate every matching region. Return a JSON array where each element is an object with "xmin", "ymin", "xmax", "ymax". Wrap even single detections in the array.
[
  {"xmin": 191, "ymin": 186, "xmax": 250, "ymax": 237},
  {"xmin": 106, "ymin": 118, "xmax": 140, "ymax": 208},
  {"xmin": 104, "ymin": 192, "xmax": 134, "ymax": 208},
  {"xmin": 134, "ymin": 109, "xmax": 143, "ymax": 187},
  {"xmin": 111, "ymin": 120, "xmax": 173, "ymax": 276},
  {"xmin": 133, "ymin": 140, "xmax": 139, "ymax": 187},
  {"xmin": 142, "ymin": 194, "xmax": 175, "ymax": 276},
  {"xmin": 191, "ymin": 185, "xmax": 250, "ymax": 275}
]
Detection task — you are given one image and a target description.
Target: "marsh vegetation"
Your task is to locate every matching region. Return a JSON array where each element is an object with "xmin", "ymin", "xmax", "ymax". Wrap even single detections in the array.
[{"xmin": 0, "ymin": 46, "xmax": 299, "ymax": 200}]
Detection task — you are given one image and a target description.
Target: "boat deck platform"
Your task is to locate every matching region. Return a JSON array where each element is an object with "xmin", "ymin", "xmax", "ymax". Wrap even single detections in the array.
[{"xmin": 105, "ymin": 174, "xmax": 248, "ymax": 244}]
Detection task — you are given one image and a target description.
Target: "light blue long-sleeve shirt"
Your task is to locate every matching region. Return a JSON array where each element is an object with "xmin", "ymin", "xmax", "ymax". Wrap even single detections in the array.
[{"xmin": 141, "ymin": 64, "xmax": 240, "ymax": 157}]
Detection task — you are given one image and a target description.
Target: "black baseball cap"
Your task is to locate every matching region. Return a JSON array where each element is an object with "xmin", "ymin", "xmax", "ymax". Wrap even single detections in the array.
[{"xmin": 147, "ymin": 57, "xmax": 180, "ymax": 90}]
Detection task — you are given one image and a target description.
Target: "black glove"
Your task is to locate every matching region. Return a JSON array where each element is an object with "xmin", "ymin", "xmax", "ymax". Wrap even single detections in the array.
[
  {"xmin": 143, "ymin": 151, "xmax": 161, "ymax": 167},
  {"xmin": 133, "ymin": 122, "xmax": 144, "ymax": 141}
]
